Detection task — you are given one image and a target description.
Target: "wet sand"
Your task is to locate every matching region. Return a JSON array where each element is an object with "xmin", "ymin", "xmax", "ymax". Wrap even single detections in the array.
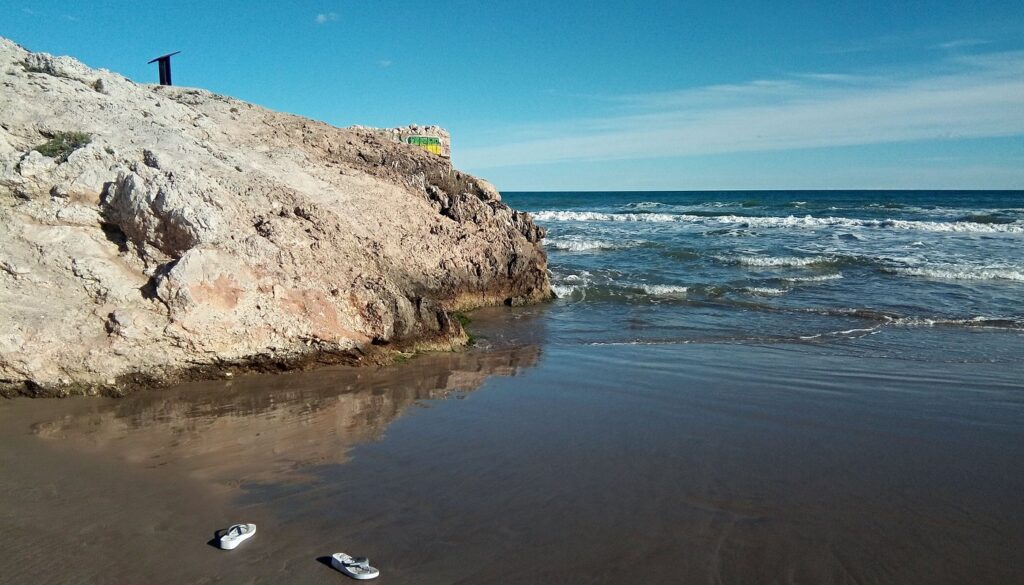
[{"xmin": 1, "ymin": 308, "xmax": 1023, "ymax": 584}]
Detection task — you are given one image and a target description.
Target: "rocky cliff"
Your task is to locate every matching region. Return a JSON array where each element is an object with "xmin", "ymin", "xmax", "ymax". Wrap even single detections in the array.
[{"xmin": 0, "ymin": 38, "xmax": 550, "ymax": 397}]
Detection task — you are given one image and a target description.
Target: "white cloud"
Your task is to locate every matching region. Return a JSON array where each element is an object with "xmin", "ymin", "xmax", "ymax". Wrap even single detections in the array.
[
  {"xmin": 935, "ymin": 38, "xmax": 991, "ymax": 50},
  {"xmin": 460, "ymin": 50, "xmax": 1024, "ymax": 170},
  {"xmin": 315, "ymin": 12, "xmax": 338, "ymax": 24},
  {"xmin": 377, "ymin": 59, "xmax": 393, "ymax": 68}
]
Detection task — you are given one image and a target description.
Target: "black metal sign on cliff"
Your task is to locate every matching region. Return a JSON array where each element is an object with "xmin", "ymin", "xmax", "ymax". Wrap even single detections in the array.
[{"xmin": 147, "ymin": 51, "xmax": 180, "ymax": 86}]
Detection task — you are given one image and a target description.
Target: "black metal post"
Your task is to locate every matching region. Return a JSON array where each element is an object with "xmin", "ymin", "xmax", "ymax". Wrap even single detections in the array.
[
  {"xmin": 147, "ymin": 51, "xmax": 181, "ymax": 86},
  {"xmin": 159, "ymin": 59, "xmax": 170, "ymax": 85}
]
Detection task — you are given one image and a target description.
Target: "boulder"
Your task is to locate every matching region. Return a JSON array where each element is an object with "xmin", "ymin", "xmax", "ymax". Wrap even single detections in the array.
[{"xmin": 0, "ymin": 37, "xmax": 550, "ymax": 396}]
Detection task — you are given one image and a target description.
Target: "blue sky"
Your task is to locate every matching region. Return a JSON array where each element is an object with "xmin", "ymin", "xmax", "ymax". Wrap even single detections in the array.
[{"xmin": 3, "ymin": 1, "xmax": 1023, "ymax": 190}]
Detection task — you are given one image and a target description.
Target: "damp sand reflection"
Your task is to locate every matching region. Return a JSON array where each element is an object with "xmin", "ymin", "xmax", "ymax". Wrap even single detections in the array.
[{"xmin": 27, "ymin": 342, "xmax": 541, "ymax": 492}]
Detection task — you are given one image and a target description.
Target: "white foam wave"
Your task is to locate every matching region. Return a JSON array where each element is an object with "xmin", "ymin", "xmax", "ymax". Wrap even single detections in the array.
[
  {"xmin": 800, "ymin": 327, "xmax": 881, "ymax": 340},
  {"xmin": 744, "ymin": 287, "xmax": 788, "ymax": 295},
  {"xmin": 640, "ymin": 284, "xmax": 689, "ymax": 295},
  {"xmin": 892, "ymin": 265, "xmax": 1024, "ymax": 282},
  {"xmin": 547, "ymin": 239, "xmax": 619, "ymax": 251},
  {"xmin": 783, "ymin": 273, "xmax": 844, "ymax": 282},
  {"xmin": 551, "ymin": 271, "xmax": 595, "ymax": 299},
  {"xmin": 533, "ymin": 210, "xmax": 680, "ymax": 222},
  {"xmin": 546, "ymin": 237, "xmax": 642, "ymax": 252},
  {"xmin": 551, "ymin": 284, "xmax": 583, "ymax": 298},
  {"xmin": 891, "ymin": 316, "xmax": 1024, "ymax": 328},
  {"xmin": 731, "ymin": 255, "xmax": 833, "ymax": 268},
  {"xmin": 531, "ymin": 211, "xmax": 1024, "ymax": 233}
]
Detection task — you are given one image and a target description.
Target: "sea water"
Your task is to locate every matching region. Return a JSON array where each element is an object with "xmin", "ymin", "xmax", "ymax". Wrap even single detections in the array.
[{"xmin": 506, "ymin": 190, "xmax": 1024, "ymax": 362}]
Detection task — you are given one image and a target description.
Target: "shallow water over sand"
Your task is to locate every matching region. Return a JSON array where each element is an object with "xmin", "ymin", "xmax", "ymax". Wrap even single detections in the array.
[{"xmin": 1, "ymin": 305, "xmax": 1022, "ymax": 584}]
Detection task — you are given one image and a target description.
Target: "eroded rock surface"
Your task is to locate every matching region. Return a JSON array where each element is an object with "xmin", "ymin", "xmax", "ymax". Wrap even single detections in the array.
[{"xmin": 0, "ymin": 38, "xmax": 550, "ymax": 396}]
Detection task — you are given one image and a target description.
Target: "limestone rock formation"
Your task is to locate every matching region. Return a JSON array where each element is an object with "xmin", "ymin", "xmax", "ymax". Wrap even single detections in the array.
[
  {"xmin": 370, "ymin": 124, "xmax": 452, "ymax": 159},
  {"xmin": 0, "ymin": 38, "xmax": 551, "ymax": 397}
]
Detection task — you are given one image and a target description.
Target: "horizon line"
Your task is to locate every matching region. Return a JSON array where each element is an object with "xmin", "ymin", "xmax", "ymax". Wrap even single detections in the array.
[{"xmin": 500, "ymin": 188, "xmax": 1024, "ymax": 193}]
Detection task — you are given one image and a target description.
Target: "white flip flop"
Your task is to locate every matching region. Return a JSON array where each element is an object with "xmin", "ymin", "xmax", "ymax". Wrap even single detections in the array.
[
  {"xmin": 218, "ymin": 523, "xmax": 256, "ymax": 550},
  {"xmin": 331, "ymin": 553, "xmax": 380, "ymax": 580}
]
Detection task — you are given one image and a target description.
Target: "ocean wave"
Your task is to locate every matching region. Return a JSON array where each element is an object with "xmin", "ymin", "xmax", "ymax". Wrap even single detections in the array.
[
  {"xmin": 703, "ymin": 228, "xmax": 753, "ymax": 237},
  {"xmin": 706, "ymin": 214, "xmax": 1024, "ymax": 233},
  {"xmin": 807, "ymin": 307, "xmax": 903, "ymax": 321},
  {"xmin": 551, "ymin": 284, "xmax": 583, "ymax": 298},
  {"xmin": 547, "ymin": 237, "xmax": 636, "ymax": 252},
  {"xmin": 551, "ymin": 276, "xmax": 1024, "ymax": 329},
  {"xmin": 552, "ymin": 278, "xmax": 689, "ymax": 300},
  {"xmin": 640, "ymin": 284, "xmax": 689, "ymax": 295},
  {"xmin": 959, "ymin": 213, "xmax": 1016, "ymax": 225},
  {"xmin": 729, "ymin": 255, "xmax": 836, "ymax": 268},
  {"xmin": 800, "ymin": 326, "xmax": 881, "ymax": 340},
  {"xmin": 802, "ymin": 307, "xmax": 1024, "ymax": 329},
  {"xmin": 891, "ymin": 316, "xmax": 1024, "ymax": 329},
  {"xmin": 533, "ymin": 210, "xmax": 681, "ymax": 222},
  {"xmin": 744, "ymin": 287, "xmax": 788, "ymax": 295},
  {"xmin": 531, "ymin": 210, "xmax": 1024, "ymax": 233},
  {"xmin": 783, "ymin": 273, "xmax": 844, "ymax": 282},
  {"xmin": 890, "ymin": 265, "xmax": 1024, "ymax": 282}
]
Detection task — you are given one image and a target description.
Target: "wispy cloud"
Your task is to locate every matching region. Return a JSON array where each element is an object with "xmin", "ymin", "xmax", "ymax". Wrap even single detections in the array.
[
  {"xmin": 460, "ymin": 50, "xmax": 1024, "ymax": 170},
  {"xmin": 315, "ymin": 12, "xmax": 338, "ymax": 24},
  {"xmin": 934, "ymin": 38, "xmax": 991, "ymax": 50},
  {"xmin": 377, "ymin": 59, "xmax": 393, "ymax": 68},
  {"xmin": 21, "ymin": 7, "xmax": 80, "ymax": 21}
]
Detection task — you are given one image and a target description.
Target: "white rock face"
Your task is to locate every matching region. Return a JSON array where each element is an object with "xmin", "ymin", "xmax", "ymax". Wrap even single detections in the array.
[{"xmin": 0, "ymin": 37, "xmax": 550, "ymax": 396}]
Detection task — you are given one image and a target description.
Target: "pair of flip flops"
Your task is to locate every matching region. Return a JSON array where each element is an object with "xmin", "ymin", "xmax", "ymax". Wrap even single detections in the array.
[{"xmin": 217, "ymin": 524, "xmax": 379, "ymax": 580}]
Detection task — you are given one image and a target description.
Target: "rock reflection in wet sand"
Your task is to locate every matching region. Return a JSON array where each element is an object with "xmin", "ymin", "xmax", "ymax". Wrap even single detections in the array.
[{"xmin": 30, "ymin": 343, "xmax": 541, "ymax": 491}]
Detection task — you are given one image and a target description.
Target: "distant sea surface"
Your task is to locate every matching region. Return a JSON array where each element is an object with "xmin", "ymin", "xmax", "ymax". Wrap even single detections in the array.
[{"xmin": 506, "ymin": 190, "xmax": 1024, "ymax": 362}]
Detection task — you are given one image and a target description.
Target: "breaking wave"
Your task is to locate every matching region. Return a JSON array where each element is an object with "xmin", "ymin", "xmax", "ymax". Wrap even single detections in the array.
[
  {"xmin": 551, "ymin": 284, "xmax": 583, "ymax": 298},
  {"xmin": 547, "ymin": 237, "xmax": 635, "ymax": 252},
  {"xmin": 783, "ymin": 273, "xmax": 844, "ymax": 283},
  {"xmin": 744, "ymin": 287, "xmax": 788, "ymax": 295},
  {"xmin": 641, "ymin": 284, "xmax": 689, "ymax": 296},
  {"xmin": 890, "ymin": 265, "xmax": 1024, "ymax": 282},
  {"xmin": 531, "ymin": 211, "xmax": 1024, "ymax": 233},
  {"xmin": 890, "ymin": 316, "xmax": 1024, "ymax": 329},
  {"xmin": 728, "ymin": 255, "xmax": 837, "ymax": 268},
  {"xmin": 533, "ymin": 211, "xmax": 682, "ymax": 222}
]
